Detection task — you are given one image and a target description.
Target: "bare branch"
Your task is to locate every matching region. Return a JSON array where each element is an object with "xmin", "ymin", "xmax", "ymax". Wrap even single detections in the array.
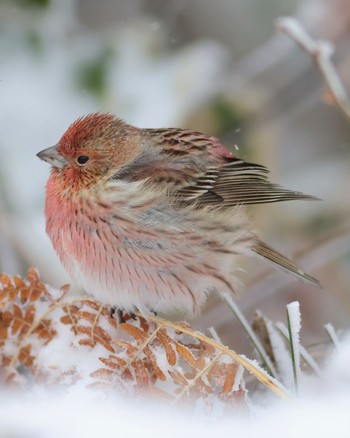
[{"xmin": 276, "ymin": 17, "xmax": 350, "ymax": 122}]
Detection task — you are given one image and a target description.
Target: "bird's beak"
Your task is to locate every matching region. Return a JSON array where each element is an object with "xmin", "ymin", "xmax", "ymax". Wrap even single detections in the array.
[{"xmin": 36, "ymin": 144, "xmax": 68, "ymax": 169}]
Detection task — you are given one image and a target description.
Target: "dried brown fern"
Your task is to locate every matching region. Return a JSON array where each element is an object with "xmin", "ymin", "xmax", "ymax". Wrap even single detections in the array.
[{"xmin": 0, "ymin": 269, "xmax": 288, "ymax": 410}]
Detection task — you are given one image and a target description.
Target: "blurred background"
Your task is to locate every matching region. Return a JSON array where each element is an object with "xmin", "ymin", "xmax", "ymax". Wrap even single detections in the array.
[{"xmin": 0, "ymin": 0, "xmax": 349, "ymax": 355}]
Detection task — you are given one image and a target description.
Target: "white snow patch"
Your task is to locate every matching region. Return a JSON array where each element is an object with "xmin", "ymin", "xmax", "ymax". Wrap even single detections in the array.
[
  {"xmin": 266, "ymin": 320, "xmax": 294, "ymax": 388},
  {"xmin": 1, "ymin": 324, "xmax": 350, "ymax": 437},
  {"xmin": 286, "ymin": 301, "xmax": 301, "ymax": 390}
]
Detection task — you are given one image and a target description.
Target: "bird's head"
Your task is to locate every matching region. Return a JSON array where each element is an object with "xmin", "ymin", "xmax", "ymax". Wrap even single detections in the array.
[{"xmin": 37, "ymin": 113, "xmax": 141, "ymax": 190}]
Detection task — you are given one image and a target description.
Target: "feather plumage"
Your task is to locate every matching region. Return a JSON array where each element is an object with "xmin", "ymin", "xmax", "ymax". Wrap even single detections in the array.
[{"xmin": 37, "ymin": 113, "xmax": 321, "ymax": 318}]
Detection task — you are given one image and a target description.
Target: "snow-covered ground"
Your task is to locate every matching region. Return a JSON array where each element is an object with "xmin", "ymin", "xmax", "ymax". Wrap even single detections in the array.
[{"xmin": 1, "ymin": 335, "xmax": 349, "ymax": 438}]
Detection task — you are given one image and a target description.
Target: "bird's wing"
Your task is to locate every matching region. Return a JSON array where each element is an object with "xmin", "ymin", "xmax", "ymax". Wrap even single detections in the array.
[
  {"xmin": 177, "ymin": 158, "xmax": 318, "ymax": 206},
  {"xmin": 111, "ymin": 128, "xmax": 318, "ymax": 206},
  {"xmin": 109, "ymin": 129, "xmax": 321, "ymax": 288}
]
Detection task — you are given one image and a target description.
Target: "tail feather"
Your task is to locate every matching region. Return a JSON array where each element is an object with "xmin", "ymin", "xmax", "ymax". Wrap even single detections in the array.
[{"xmin": 253, "ymin": 240, "xmax": 322, "ymax": 289}]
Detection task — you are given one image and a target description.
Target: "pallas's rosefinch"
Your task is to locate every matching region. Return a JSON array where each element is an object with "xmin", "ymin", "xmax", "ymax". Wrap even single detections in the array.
[{"xmin": 37, "ymin": 113, "xmax": 320, "ymax": 319}]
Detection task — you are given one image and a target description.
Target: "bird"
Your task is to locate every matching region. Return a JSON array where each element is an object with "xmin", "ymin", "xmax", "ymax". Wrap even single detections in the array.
[{"xmin": 37, "ymin": 113, "xmax": 320, "ymax": 321}]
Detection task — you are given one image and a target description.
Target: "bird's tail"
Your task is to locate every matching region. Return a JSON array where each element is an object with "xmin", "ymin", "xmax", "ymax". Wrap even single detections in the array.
[{"xmin": 252, "ymin": 240, "xmax": 322, "ymax": 288}]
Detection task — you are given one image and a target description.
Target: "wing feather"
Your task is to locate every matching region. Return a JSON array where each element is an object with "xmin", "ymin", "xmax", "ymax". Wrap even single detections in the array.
[
  {"xmin": 177, "ymin": 158, "xmax": 318, "ymax": 206},
  {"xmin": 109, "ymin": 129, "xmax": 320, "ymax": 287},
  {"xmin": 253, "ymin": 240, "xmax": 322, "ymax": 288}
]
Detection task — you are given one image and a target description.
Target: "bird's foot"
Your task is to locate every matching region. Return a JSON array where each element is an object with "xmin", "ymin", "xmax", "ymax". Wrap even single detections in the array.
[
  {"xmin": 111, "ymin": 306, "xmax": 155, "ymax": 323},
  {"xmin": 116, "ymin": 308, "xmax": 126, "ymax": 324},
  {"xmin": 129, "ymin": 311, "xmax": 137, "ymax": 320}
]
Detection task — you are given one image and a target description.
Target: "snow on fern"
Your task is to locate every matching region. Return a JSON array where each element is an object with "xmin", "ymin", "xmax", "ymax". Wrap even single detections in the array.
[{"xmin": 0, "ymin": 268, "xmax": 267, "ymax": 412}]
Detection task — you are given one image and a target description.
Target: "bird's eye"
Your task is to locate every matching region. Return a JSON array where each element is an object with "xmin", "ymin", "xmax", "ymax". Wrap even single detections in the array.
[{"xmin": 76, "ymin": 155, "xmax": 89, "ymax": 165}]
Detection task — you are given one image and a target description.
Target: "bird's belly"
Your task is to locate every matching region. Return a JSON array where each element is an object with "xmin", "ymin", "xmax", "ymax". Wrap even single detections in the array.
[
  {"xmin": 47, "ymin": 200, "xmax": 249, "ymax": 317},
  {"xmin": 56, "ymin": 224, "xmax": 210, "ymax": 315}
]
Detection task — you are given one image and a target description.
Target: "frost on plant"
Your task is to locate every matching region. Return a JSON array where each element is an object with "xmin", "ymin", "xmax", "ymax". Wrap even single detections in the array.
[{"xmin": 0, "ymin": 269, "xmax": 253, "ymax": 412}]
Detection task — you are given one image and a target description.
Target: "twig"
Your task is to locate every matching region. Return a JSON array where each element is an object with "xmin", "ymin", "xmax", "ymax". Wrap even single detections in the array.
[
  {"xmin": 324, "ymin": 323, "xmax": 341, "ymax": 350},
  {"xmin": 91, "ymin": 304, "xmax": 104, "ymax": 340},
  {"xmin": 118, "ymin": 324, "xmax": 162, "ymax": 373},
  {"xmin": 208, "ymin": 326, "xmax": 222, "ymax": 343},
  {"xmin": 223, "ymin": 293, "xmax": 278, "ymax": 379},
  {"xmin": 173, "ymin": 352, "xmax": 224, "ymax": 403},
  {"xmin": 141, "ymin": 312, "xmax": 290, "ymax": 400},
  {"xmin": 276, "ymin": 17, "xmax": 350, "ymax": 122},
  {"xmin": 5, "ymin": 291, "xmax": 289, "ymax": 400}
]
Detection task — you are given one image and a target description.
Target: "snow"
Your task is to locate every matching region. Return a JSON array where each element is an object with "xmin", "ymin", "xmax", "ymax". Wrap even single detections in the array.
[
  {"xmin": 286, "ymin": 301, "xmax": 301, "ymax": 392},
  {"xmin": 276, "ymin": 322, "xmax": 322, "ymax": 379},
  {"xmin": 232, "ymin": 364, "xmax": 245, "ymax": 392},
  {"xmin": 238, "ymin": 353, "xmax": 290, "ymax": 399},
  {"xmin": 266, "ymin": 320, "xmax": 294, "ymax": 388},
  {"xmin": 1, "ymin": 337, "xmax": 350, "ymax": 438}
]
